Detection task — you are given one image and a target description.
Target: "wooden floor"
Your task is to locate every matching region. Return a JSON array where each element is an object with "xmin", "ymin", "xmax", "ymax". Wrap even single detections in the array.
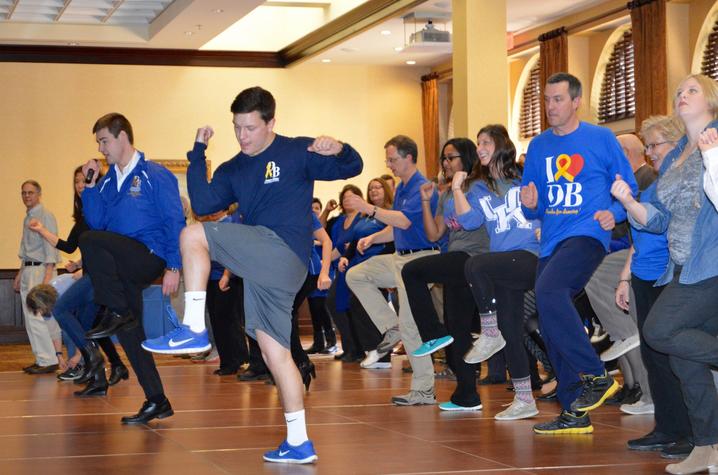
[{"xmin": 0, "ymin": 345, "xmax": 669, "ymax": 474}]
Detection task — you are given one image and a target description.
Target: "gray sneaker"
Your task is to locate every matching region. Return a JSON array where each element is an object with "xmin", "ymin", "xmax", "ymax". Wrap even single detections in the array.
[
  {"xmin": 376, "ymin": 325, "xmax": 402, "ymax": 355},
  {"xmin": 463, "ymin": 333, "xmax": 506, "ymax": 364},
  {"xmin": 494, "ymin": 398, "xmax": 539, "ymax": 420},
  {"xmin": 391, "ymin": 389, "xmax": 436, "ymax": 406}
]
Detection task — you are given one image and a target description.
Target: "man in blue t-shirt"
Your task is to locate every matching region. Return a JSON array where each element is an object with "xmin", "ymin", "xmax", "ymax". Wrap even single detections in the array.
[
  {"xmin": 346, "ymin": 135, "xmax": 440, "ymax": 406},
  {"xmin": 142, "ymin": 87, "xmax": 362, "ymax": 465},
  {"xmin": 520, "ymin": 73, "xmax": 636, "ymax": 435}
]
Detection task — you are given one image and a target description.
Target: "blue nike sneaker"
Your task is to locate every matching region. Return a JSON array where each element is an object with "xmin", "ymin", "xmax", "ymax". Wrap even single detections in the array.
[
  {"xmin": 412, "ymin": 335, "xmax": 454, "ymax": 357},
  {"xmin": 263, "ymin": 439, "xmax": 318, "ymax": 464},
  {"xmin": 141, "ymin": 306, "xmax": 211, "ymax": 355}
]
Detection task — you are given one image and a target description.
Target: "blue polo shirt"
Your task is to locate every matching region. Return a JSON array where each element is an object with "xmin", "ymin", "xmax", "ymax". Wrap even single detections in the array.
[{"xmin": 393, "ymin": 171, "xmax": 438, "ymax": 252}]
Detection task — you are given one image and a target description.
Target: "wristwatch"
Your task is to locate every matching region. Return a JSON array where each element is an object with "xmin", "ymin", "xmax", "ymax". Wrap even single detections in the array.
[{"xmin": 166, "ymin": 267, "xmax": 180, "ymax": 273}]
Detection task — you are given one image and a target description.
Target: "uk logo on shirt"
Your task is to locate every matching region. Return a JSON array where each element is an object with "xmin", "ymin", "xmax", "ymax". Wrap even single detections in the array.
[
  {"xmin": 544, "ymin": 153, "xmax": 584, "ymax": 212},
  {"xmin": 479, "ymin": 187, "xmax": 532, "ymax": 233},
  {"xmin": 264, "ymin": 161, "xmax": 280, "ymax": 184}
]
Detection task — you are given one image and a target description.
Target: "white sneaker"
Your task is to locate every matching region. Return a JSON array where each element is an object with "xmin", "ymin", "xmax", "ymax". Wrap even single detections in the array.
[
  {"xmin": 495, "ymin": 398, "xmax": 539, "ymax": 421},
  {"xmin": 600, "ymin": 334, "xmax": 640, "ymax": 361},
  {"xmin": 620, "ymin": 400, "xmax": 655, "ymax": 415},
  {"xmin": 362, "ymin": 361, "xmax": 392, "ymax": 369},
  {"xmin": 464, "ymin": 333, "xmax": 506, "ymax": 364},
  {"xmin": 361, "ymin": 350, "xmax": 386, "ymax": 368}
]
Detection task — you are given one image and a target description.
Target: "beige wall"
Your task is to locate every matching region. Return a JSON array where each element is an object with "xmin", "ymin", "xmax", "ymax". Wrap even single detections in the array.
[{"xmin": 1, "ymin": 62, "xmax": 425, "ymax": 268}]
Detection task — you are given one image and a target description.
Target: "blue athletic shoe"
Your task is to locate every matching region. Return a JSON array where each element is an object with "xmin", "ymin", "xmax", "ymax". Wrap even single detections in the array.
[
  {"xmin": 438, "ymin": 401, "xmax": 483, "ymax": 412},
  {"xmin": 141, "ymin": 306, "xmax": 212, "ymax": 355},
  {"xmin": 412, "ymin": 335, "xmax": 454, "ymax": 357},
  {"xmin": 263, "ymin": 439, "xmax": 318, "ymax": 464}
]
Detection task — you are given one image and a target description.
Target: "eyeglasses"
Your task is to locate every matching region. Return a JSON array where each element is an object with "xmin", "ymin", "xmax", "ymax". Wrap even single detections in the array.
[
  {"xmin": 441, "ymin": 155, "xmax": 461, "ymax": 161},
  {"xmin": 645, "ymin": 141, "xmax": 672, "ymax": 152},
  {"xmin": 385, "ymin": 156, "xmax": 404, "ymax": 165}
]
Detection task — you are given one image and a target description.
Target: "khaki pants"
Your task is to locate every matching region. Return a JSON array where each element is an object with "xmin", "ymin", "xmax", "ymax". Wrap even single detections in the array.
[
  {"xmin": 20, "ymin": 265, "xmax": 59, "ymax": 366},
  {"xmin": 347, "ymin": 250, "xmax": 439, "ymax": 392}
]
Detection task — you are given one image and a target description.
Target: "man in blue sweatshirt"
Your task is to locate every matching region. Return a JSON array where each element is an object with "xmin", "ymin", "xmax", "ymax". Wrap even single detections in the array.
[
  {"xmin": 142, "ymin": 86, "xmax": 363, "ymax": 464},
  {"xmin": 520, "ymin": 73, "xmax": 637, "ymax": 434},
  {"xmin": 80, "ymin": 113, "xmax": 185, "ymax": 424}
]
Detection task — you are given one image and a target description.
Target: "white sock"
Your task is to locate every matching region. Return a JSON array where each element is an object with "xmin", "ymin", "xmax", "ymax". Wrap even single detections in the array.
[
  {"xmin": 285, "ymin": 409, "xmax": 308, "ymax": 446},
  {"xmin": 183, "ymin": 291, "xmax": 206, "ymax": 333}
]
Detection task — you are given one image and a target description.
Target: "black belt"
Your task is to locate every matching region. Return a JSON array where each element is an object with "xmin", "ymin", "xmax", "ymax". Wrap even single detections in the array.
[
  {"xmin": 397, "ymin": 247, "xmax": 439, "ymax": 256},
  {"xmin": 23, "ymin": 261, "xmax": 42, "ymax": 266}
]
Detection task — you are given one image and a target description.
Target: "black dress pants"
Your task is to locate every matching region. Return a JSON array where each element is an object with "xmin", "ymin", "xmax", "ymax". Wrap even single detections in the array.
[
  {"xmin": 79, "ymin": 230, "xmax": 165, "ymax": 401},
  {"xmin": 402, "ymin": 251, "xmax": 480, "ymax": 407}
]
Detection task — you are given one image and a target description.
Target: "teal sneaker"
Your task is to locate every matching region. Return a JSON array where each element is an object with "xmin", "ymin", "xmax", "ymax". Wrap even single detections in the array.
[{"xmin": 412, "ymin": 335, "xmax": 454, "ymax": 357}]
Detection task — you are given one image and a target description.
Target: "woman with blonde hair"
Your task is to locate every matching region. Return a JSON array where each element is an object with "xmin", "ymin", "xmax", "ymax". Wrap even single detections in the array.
[{"xmin": 612, "ymin": 74, "xmax": 718, "ymax": 473}]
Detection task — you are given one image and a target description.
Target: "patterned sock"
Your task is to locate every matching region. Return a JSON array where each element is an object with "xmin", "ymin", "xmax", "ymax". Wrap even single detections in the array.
[
  {"xmin": 512, "ymin": 376, "xmax": 534, "ymax": 403},
  {"xmin": 480, "ymin": 311, "xmax": 500, "ymax": 337}
]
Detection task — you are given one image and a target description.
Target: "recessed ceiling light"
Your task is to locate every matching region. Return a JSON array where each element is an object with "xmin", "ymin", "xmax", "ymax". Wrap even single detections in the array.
[
  {"xmin": 185, "ymin": 31, "xmax": 194, "ymax": 36},
  {"xmin": 321, "ymin": 58, "xmax": 332, "ymax": 63},
  {"xmin": 380, "ymin": 30, "xmax": 392, "ymax": 36},
  {"xmin": 212, "ymin": 8, "xmax": 223, "ymax": 14},
  {"xmin": 67, "ymin": 42, "xmax": 79, "ymax": 46},
  {"xmin": 394, "ymin": 46, "xmax": 404, "ymax": 52},
  {"xmin": 406, "ymin": 60, "xmax": 416, "ymax": 65}
]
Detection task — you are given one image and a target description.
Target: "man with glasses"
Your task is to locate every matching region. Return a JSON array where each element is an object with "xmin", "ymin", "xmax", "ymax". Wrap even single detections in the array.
[
  {"xmin": 346, "ymin": 135, "xmax": 440, "ymax": 406},
  {"xmin": 15, "ymin": 180, "xmax": 61, "ymax": 374}
]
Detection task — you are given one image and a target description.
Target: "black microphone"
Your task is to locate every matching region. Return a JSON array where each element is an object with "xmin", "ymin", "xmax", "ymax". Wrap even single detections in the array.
[{"xmin": 85, "ymin": 168, "xmax": 95, "ymax": 184}]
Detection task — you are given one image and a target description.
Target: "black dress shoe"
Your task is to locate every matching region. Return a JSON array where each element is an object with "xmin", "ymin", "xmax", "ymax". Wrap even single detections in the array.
[
  {"xmin": 537, "ymin": 387, "xmax": 558, "ymax": 401},
  {"xmin": 214, "ymin": 367, "xmax": 238, "ymax": 376},
  {"xmin": 627, "ymin": 430, "xmax": 678, "ymax": 452},
  {"xmin": 108, "ymin": 364, "xmax": 130, "ymax": 386},
  {"xmin": 26, "ymin": 364, "xmax": 59, "ymax": 374},
  {"xmin": 661, "ymin": 439, "xmax": 694, "ymax": 459},
  {"xmin": 74, "ymin": 345, "xmax": 108, "ymax": 398},
  {"xmin": 305, "ymin": 344, "xmax": 325, "ymax": 354},
  {"xmin": 238, "ymin": 368, "xmax": 270, "ymax": 381},
  {"xmin": 85, "ymin": 309, "xmax": 137, "ymax": 339},
  {"xmin": 121, "ymin": 399, "xmax": 174, "ymax": 425},
  {"xmin": 23, "ymin": 363, "xmax": 39, "ymax": 373}
]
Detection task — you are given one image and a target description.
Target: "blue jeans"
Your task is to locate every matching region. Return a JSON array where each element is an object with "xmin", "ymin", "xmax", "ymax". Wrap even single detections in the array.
[
  {"xmin": 535, "ymin": 236, "xmax": 606, "ymax": 411},
  {"xmin": 52, "ymin": 275, "xmax": 97, "ymax": 349}
]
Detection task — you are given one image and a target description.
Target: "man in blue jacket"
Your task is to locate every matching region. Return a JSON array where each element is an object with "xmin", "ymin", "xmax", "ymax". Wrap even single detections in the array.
[
  {"xmin": 81, "ymin": 113, "xmax": 185, "ymax": 424},
  {"xmin": 142, "ymin": 87, "xmax": 363, "ymax": 464}
]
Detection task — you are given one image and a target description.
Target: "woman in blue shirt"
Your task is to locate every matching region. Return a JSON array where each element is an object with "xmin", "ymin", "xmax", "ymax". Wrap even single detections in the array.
[
  {"xmin": 457, "ymin": 125, "xmax": 541, "ymax": 421},
  {"xmin": 614, "ymin": 116, "xmax": 693, "ymax": 457},
  {"xmin": 401, "ymin": 137, "xmax": 489, "ymax": 411},
  {"xmin": 611, "ymin": 74, "xmax": 718, "ymax": 474}
]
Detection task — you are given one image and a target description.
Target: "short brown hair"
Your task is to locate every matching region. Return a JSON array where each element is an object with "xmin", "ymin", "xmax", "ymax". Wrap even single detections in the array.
[
  {"xmin": 385, "ymin": 135, "xmax": 418, "ymax": 163},
  {"xmin": 26, "ymin": 284, "xmax": 58, "ymax": 317},
  {"xmin": 21, "ymin": 180, "xmax": 41, "ymax": 193},
  {"xmin": 92, "ymin": 113, "xmax": 134, "ymax": 144}
]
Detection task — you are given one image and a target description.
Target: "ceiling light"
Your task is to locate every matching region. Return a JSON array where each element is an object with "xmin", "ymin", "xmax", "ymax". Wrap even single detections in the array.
[
  {"xmin": 406, "ymin": 60, "xmax": 416, "ymax": 65},
  {"xmin": 380, "ymin": 30, "xmax": 392, "ymax": 36},
  {"xmin": 185, "ymin": 31, "xmax": 194, "ymax": 36},
  {"xmin": 394, "ymin": 46, "xmax": 404, "ymax": 52},
  {"xmin": 212, "ymin": 8, "xmax": 223, "ymax": 14},
  {"xmin": 67, "ymin": 42, "xmax": 79, "ymax": 46},
  {"xmin": 321, "ymin": 58, "xmax": 332, "ymax": 63}
]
